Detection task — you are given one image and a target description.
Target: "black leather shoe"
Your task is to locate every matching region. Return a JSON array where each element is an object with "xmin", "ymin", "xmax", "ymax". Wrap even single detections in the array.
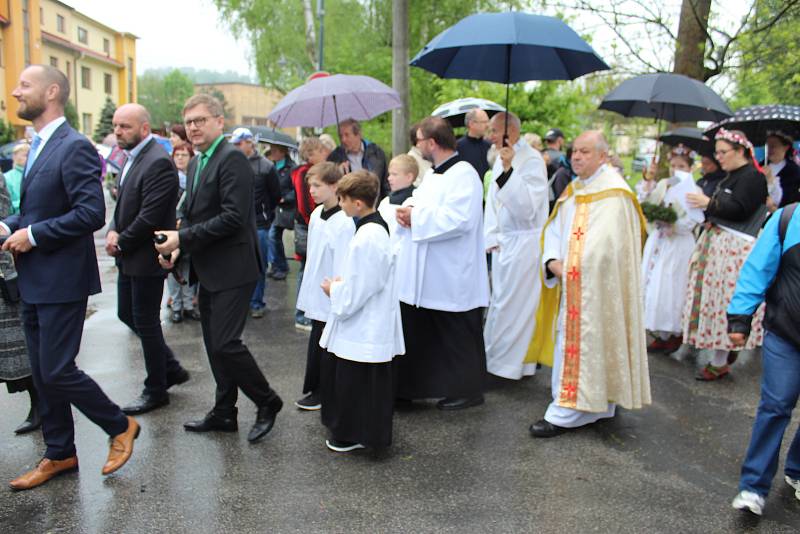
[
  {"xmin": 247, "ymin": 398, "xmax": 283, "ymax": 442},
  {"xmin": 166, "ymin": 369, "xmax": 190, "ymax": 389},
  {"xmin": 529, "ymin": 419, "xmax": 569, "ymax": 438},
  {"xmin": 122, "ymin": 393, "xmax": 169, "ymax": 415},
  {"xmin": 184, "ymin": 309, "xmax": 201, "ymax": 321},
  {"xmin": 436, "ymin": 395, "xmax": 485, "ymax": 411},
  {"xmin": 170, "ymin": 310, "xmax": 183, "ymax": 323},
  {"xmin": 184, "ymin": 411, "xmax": 238, "ymax": 433},
  {"xmin": 14, "ymin": 409, "xmax": 41, "ymax": 435}
]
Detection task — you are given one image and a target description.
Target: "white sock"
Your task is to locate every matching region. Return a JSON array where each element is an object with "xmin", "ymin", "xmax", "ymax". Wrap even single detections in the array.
[{"xmin": 711, "ymin": 349, "xmax": 728, "ymax": 367}]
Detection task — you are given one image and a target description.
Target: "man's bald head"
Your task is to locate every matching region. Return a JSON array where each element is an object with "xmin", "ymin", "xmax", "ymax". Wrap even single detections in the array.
[
  {"xmin": 488, "ymin": 111, "xmax": 521, "ymax": 148},
  {"xmin": 571, "ymin": 130, "xmax": 609, "ymax": 180},
  {"xmin": 29, "ymin": 65, "xmax": 70, "ymax": 106},
  {"xmin": 113, "ymin": 103, "xmax": 152, "ymax": 150}
]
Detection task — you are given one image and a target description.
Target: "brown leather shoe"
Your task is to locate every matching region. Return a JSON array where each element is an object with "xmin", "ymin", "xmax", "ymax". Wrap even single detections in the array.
[
  {"xmin": 9, "ymin": 456, "xmax": 79, "ymax": 491},
  {"xmin": 102, "ymin": 416, "xmax": 140, "ymax": 476}
]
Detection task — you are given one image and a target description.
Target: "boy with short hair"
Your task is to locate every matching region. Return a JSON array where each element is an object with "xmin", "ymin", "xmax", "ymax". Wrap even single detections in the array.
[
  {"xmin": 378, "ymin": 154, "xmax": 418, "ymax": 236},
  {"xmin": 295, "ymin": 162, "xmax": 354, "ymax": 410},
  {"xmin": 319, "ymin": 169, "xmax": 405, "ymax": 452}
]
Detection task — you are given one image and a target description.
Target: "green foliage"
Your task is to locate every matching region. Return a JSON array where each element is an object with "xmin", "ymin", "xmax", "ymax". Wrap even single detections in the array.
[
  {"xmin": 731, "ymin": 0, "xmax": 800, "ymax": 108},
  {"xmin": 93, "ymin": 97, "xmax": 116, "ymax": 143},
  {"xmin": 0, "ymin": 119, "xmax": 16, "ymax": 145},
  {"xmin": 137, "ymin": 69, "xmax": 195, "ymax": 129},
  {"xmin": 64, "ymin": 100, "xmax": 79, "ymax": 130},
  {"xmin": 141, "ymin": 67, "xmax": 253, "ymax": 84},
  {"xmin": 198, "ymin": 87, "xmax": 234, "ymax": 121},
  {"xmin": 641, "ymin": 201, "xmax": 678, "ymax": 224}
]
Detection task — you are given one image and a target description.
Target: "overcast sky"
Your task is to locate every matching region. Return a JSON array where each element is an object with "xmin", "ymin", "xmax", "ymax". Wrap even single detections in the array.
[{"xmin": 64, "ymin": 0, "xmax": 254, "ymax": 76}]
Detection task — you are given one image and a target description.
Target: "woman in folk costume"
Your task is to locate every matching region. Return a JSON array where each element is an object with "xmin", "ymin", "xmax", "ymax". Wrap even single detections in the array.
[
  {"xmin": 684, "ymin": 129, "xmax": 768, "ymax": 381},
  {"xmin": 641, "ymin": 151, "xmax": 698, "ymax": 353},
  {"xmin": 527, "ymin": 131, "xmax": 651, "ymax": 438}
]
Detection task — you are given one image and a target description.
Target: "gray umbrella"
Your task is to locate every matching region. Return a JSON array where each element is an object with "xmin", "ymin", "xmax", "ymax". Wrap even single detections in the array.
[
  {"xmin": 600, "ymin": 73, "xmax": 732, "ymax": 123},
  {"xmin": 228, "ymin": 125, "xmax": 298, "ymax": 149}
]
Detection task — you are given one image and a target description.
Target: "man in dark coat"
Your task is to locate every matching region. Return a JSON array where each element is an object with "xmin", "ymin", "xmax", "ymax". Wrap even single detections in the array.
[{"xmin": 327, "ymin": 118, "xmax": 389, "ymax": 198}]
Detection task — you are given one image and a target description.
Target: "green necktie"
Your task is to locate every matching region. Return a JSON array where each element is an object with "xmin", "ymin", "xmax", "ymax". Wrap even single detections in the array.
[{"xmin": 193, "ymin": 152, "xmax": 209, "ymax": 190}]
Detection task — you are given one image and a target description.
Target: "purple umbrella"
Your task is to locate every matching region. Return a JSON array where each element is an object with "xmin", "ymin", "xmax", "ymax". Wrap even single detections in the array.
[{"xmin": 267, "ymin": 74, "xmax": 402, "ymax": 128}]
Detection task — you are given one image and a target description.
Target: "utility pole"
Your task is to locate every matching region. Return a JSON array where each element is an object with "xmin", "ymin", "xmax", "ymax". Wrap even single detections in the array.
[
  {"xmin": 392, "ymin": 0, "xmax": 409, "ymax": 157},
  {"xmin": 317, "ymin": 0, "xmax": 325, "ymax": 71}
]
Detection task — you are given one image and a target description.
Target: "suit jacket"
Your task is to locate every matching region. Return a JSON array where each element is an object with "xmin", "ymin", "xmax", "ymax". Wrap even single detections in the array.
[
  {"xmin": 109, "ymin": 138, "xmax": 178, "ymax": 277},
  {"xmin": 178, "ymin": 140, "xmax": 261, "ymax": 292},
  {"xmin": 3, "ymin": 121, "xmax": 105, "ymax": 303}
]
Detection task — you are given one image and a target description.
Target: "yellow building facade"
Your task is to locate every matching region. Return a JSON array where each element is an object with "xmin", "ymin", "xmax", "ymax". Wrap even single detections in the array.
[{"xmin": 0, "ymin": 0, "xmax": 136, "ymax": 137}]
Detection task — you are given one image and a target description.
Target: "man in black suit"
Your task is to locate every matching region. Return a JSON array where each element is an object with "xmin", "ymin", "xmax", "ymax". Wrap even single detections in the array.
[
  {"xmin": 105, "ymin": 103, "xmax": 190, "ymax": 415},
  {"xmin": 155, "ymin": 93, "xmax": 282, "ymax": 443},
  {"xmin": 3, "ymin": 65, "xmax": 139, "ymax": 491}
]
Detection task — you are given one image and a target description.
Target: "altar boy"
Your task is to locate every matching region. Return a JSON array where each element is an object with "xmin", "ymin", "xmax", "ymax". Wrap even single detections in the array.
[{"xmin": 319, "ymin": 170, "xmax": 405, "ymax": 452}]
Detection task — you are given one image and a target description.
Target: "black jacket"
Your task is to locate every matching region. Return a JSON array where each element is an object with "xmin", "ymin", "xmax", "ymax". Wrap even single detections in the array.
[
  {"xmin": 777, "ymin": 159, "xmax": 800, "ymax": 207},
  {"xmin": 111, "ymin": 138, "xmax": 178, "ymax": 277},
  {"xmin": 706, "ymin": 164, "xmax": 767, "ymax": 225},
  {"xmin": 273, "ymin": 156, "xmax": 297, "ymax": 229},
  {"xmin": 456, "ymin": 135, "xmax": 490, "ymax": 180},
  {"xmin": 179, "ymin": 141, "xmax": 262, "ymax": 292},
  {"xmin": 249, "ymin": 154, "xmax": 280, "ymax": 230},
  {"xmin": 696, "ymin": 169, "xmax": 726, "ymax": 199},
  {"xmin": 328, "ymin": 140, "xmax": 389, "ymax": 198}
]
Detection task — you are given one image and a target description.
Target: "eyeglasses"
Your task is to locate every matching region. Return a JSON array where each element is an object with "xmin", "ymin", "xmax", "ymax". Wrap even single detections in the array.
[
  {"xmin": 184, "ymin": 115, "xmax": 217, "ymax": 128},
  {"xmin": 714, "ymin": 148, "xmax": 733, "ymax": 158}
]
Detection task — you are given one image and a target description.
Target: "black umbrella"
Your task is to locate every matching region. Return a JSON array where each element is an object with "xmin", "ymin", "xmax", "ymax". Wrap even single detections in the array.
[
  {"xmin": 660, "ymin": 127, "xmax": 712, "ymax": 156},
  {"xmin": 228, "ymin": 125, "xmax": 298, "ymax": 149},
  {"xmin": 599, "ymin": 73, "xmax": 732, "ymax": 123},
  {"xmin": 703, "ymin": 105, "xmax": 800, "ymax": 146}
]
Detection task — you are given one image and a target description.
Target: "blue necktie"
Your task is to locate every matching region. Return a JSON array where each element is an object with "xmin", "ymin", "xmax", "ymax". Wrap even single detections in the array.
[{"xmin": 24, "ymin": 134, "xmax": 42, "ymax": 177}]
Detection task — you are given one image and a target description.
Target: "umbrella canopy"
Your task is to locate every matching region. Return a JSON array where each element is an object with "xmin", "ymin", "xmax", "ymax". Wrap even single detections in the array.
[
  {"xmin": 410, "ymin": 12, "xmax": 609, "ymax": 83},
  {"xmin": 599, "ymin": 73, "xmax": 732, "ymax": 123},
  {"xmin": 431, "ymin": 97, "xmax": 506, "ymax": 127},
  {"xmin": 228, "ymin": 125, "xmax": 298, "ymax": 149},
  {"xmin": 703, "ymin": 105, "xmax": 800, "ymax": 146},
  {"xmin": 267, "ymin": 74, "xmax": 402, "ymax": 128},
  {"xmin": 660, "ymin": 127, "xmax": 711, "ymax": 156}
]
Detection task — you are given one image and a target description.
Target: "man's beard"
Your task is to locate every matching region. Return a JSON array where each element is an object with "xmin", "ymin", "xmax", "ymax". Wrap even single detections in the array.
[
  {"xmin": 118, "ymin": 133, "xmax": 143, "ymax": 150},
  {"xmin": 17, "ymin": 98, "xmax": 46, "ymax": 121}
]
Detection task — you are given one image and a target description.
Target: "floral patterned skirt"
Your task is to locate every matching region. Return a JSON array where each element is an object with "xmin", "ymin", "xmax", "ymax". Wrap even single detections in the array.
[{"xmin": 682, "ymin": 226, "xmax": 764, "ymax": 351}]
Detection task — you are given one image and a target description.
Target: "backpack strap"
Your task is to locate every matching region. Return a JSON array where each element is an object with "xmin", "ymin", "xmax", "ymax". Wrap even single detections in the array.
[{"xmin": 779, "ymin": 202, "xmax": 798, "ymax": 247}]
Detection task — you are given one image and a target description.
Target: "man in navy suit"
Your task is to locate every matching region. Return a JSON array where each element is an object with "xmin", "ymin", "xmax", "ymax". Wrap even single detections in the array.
[{"xmin": 3, "ymin": 65, "xmax": 140, "ymax": 491}]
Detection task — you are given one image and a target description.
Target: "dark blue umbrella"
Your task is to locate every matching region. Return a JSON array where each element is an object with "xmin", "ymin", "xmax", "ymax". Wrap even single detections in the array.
[
  {"xmin": 411, "ymin": 12, "xmax": 610, "ymax": 83},
  {"xmin": 410, "ymin": 12, "xmax": 609, "ymax": 138}
]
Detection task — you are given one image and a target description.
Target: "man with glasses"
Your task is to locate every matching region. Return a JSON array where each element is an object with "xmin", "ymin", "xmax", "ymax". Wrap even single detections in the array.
[
  {"xmin": 456, "ymin": 108, "xmax": 491, "ymax": 180},
  {"xmin": 155, "ymin": 94, "xmax": 283, "ymax": 443}
]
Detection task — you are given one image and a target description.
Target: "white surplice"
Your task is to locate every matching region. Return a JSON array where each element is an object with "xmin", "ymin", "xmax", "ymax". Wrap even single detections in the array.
[
  {"xmin": 296, "ymin": 206, "xmax": 355, "ymax": 322},
  {"xmin": 395, "ymin": 159, "xmax": 489, "ymax": 312},
  {"xmin": 541, "ymin": 165, "xmax": 616, "ymax": 427},
  {"xmin": 483, "ymin": 139, "xmax": 549, "ymax": 379}
]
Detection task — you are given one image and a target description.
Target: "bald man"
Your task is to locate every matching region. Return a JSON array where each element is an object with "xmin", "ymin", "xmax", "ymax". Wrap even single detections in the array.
[
  {"xmin": 106, "ymin": 103, "xmax": 189, "ymax": 415},
  {"xmin": 456, "ymin": 108, "xmax": 491, "ymax": 180},
  {"xmin": 528, "ymin": 131, "xmax": 650, "ymax": 438}
]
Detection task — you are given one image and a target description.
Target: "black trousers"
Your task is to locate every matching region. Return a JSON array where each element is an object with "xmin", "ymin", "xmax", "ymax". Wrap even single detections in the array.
[
  {"xmin": 302, "ymin": 320, "xmax": 325, "ymax": 394},
  {"xmin": 22, "ymin": 299, "xmax": 128, "ymax": 460},
  {"xmin": 198, "ymin": 282, "xmax": 280, "ymax": 416},
  {"xmin": 117, "ymin": 272, "xmax": 183, "ymax": 396}
]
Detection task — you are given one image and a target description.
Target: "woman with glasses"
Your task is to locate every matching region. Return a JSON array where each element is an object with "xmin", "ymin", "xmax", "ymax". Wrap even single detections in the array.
[{"xmin": 683, "ymin": 129, "xmax": 768, "ymax": 381}]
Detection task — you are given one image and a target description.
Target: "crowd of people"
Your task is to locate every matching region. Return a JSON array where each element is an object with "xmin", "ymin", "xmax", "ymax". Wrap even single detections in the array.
[{"xmin": 0, "ymin": 63, "xmax": 799, "ymax": 520}]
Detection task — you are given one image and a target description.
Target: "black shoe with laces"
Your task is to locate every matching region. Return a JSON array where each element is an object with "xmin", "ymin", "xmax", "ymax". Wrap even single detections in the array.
[{"xmin": 295, "ymin": 392, "xmax": 321, "ymax": 411}]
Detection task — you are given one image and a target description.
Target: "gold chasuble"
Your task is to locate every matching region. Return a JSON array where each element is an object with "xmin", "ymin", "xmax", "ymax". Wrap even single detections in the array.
[{"xmin": 526, "ymin": 167, "xmax": 651, "ymax": 413}]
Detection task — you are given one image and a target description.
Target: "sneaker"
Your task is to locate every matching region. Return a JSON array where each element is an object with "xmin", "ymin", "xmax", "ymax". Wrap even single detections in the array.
[
  {"xmin": 295, "ymin": 320, "xmax": 312, "ymax": 332},
  {"xmin": 271, "ymin": 271, "xmax": 288, "ymax": 281},
  {"xmin": 295, "ymin": 392, "xmax": 321, "ymax": 411},
  {"xmin": 325, "ymin": 439, "xmax": 365, "ymax": 453},
  {"xmin": 785, "ymin": 475, "xmax": 800, "ymax": 492},
  {"xmin": 695, "ymin": 363, "xmax": 730, "ymax": 381},
  {"xmin": 731, "ymin": 490, "xmax": 764, "ymax": 516},
  {"xmin": 250, "ymin": 308, "xmax": 265, "ymax": 319}
]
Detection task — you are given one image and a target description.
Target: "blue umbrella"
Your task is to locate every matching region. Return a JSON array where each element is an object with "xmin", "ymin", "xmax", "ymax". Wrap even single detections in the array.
[{"xmin": 410, "ymin": 11, "xmax": 609, "ymax": 136}]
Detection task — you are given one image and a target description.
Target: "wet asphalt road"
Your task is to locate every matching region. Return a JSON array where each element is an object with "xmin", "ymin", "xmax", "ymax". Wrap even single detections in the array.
[{"xmin": 1, "ymin": 220, "xmax": 800, "ymax": 533}]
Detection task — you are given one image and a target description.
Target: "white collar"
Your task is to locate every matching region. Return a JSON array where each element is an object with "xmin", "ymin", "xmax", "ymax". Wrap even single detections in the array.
[
  {"xmin": 578, "ymin": 164, "xmax": 606, "ymax": 186},
  {"xmin": 34, "ymin": 116, "xmax": 67, "ymax": 144}
]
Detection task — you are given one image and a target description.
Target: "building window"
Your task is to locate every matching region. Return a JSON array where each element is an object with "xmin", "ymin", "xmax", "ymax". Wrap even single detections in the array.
[
  {"xmin": 81, "ymin": 66, "xmax": 91, "ymax": 89},
  {"xmin": 57, "ymin": 14, "xmax": 65, "ymax": 33},
  {"xmin": 103, "ymin": 38, "xmax": 110, "ymax": 55},
  {"xmin": 78, "ymin": 27, "xmax": 88, "ymax": 45},
  {"xmin": 82, "ymin": 113, "xmax": 93, "ymax": 135},
  {"xmin": 104, "ymin": 73, "xmax": 112, "ymax": 95},
  {"xmin": 50, "ymin": 56, "xmax": 58, "ymax": 68}
]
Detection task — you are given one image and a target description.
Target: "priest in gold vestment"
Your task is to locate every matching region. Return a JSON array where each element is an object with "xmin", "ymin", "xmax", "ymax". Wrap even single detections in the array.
[{"xmin": 528, "ymin": 131, "xmax": 651, "ymax": 438}]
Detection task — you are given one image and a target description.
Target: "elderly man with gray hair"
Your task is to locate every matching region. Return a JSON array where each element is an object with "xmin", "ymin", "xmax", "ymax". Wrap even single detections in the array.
[
  {"xmin": 526, "ymin": 130, "xmax": 651, "ymax": 438},
  {"xmin": 456, "ymin": 108, "xmax": 492, "ymax": 180}
]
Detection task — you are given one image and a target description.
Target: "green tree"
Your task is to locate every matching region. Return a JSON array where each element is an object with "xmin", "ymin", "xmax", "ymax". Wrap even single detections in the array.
[
  {"xmin": 93, "ymin": 97, "xmax": 116, "ymax": 143},
  {"xmin": 0, "ymin": 120, "xmax": 16, "ymax": 145},
  {"xmin": 137, "ymin": 69, "xmax": 195, "ymax": 129},
  {"xmin": 64, "ymin": 100, "xmax": 79, "ymax": 130},
  {"xmin": 198, "ymin": 86, "xmax": 235, "ymax": 124}
]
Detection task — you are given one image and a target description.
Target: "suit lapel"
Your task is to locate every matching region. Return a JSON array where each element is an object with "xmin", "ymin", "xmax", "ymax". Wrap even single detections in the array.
[
  {"xmin": 22, "ymin": 122, "xmax": 70, "ymax": 193},
  {"xmin": 117, "ymin": 138, "xmax": 155, "ymax": 198},
  {"xmin": 186, "ymin": 143, "xmax": 224, "ymax": 213}
]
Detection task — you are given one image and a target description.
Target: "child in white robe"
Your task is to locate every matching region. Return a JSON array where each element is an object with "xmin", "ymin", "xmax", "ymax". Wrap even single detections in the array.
[
  {"xmin": 295, "ymin": 162, "xmax": 354, "ymax": 410},
  {"xmin": 378, "ymin": 154, "xmax": 418, "ymax": 238},
  {"xmin": 319, "ymin": 170, "xmax": 405, "ymax": 452}
]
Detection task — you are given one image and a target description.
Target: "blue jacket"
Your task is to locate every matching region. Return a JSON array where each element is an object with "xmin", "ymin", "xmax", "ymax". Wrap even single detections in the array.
[
  {"xmin": 3, "ymin": 121, "xmax": 105, "ymax": 303},
  {"xmin": 728, "ymin": 205, "xmax": 800, "ymax": 348}
]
